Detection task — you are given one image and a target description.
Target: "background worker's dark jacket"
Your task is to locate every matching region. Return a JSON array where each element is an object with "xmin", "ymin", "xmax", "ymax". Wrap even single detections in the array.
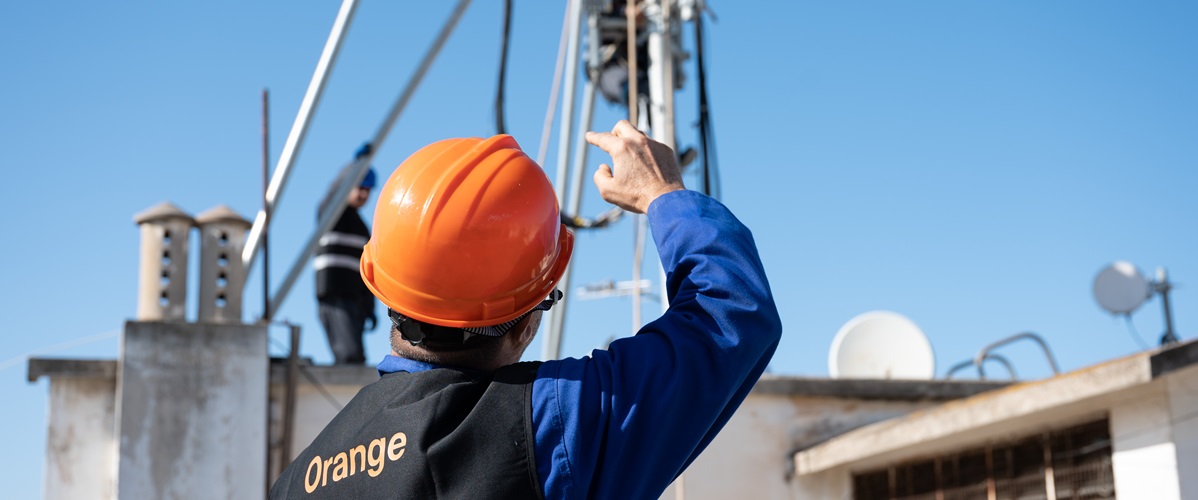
[
  {"xmin": 315, "ymin": 201, "xmax": 371, "ymax": 302},
  {"xmin": 270, "ymin": 362, "xmax": 543, "ymax": 499}
]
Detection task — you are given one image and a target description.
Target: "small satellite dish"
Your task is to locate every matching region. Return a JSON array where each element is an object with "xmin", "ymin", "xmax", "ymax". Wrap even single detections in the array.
[
  {"xmin": 1093, "ymin": 261, "xmax": 1151, "ymax": 315},
  {"xmin": 829, "ymin": 311, "xmax": 935, "ymax": 380}
]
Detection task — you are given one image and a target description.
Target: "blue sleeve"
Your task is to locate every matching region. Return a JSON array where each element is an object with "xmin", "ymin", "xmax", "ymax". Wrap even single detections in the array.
[{"xmin": 531, "ymin": 190, "xmax": 783, "ymax": 499}]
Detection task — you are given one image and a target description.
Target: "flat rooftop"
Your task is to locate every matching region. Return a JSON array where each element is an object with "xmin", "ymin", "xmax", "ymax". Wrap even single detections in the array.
[{"xmin": 793, "ymin": 338, "xmax": 1198, "ymax": 475}]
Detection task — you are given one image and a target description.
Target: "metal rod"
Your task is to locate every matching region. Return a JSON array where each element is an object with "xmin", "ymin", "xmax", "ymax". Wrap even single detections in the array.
[
  {"xmin": 261, "ymin": 89, "xmax": 271, "ymax": 321},
  {"xmin": 536, "ymin": 4, "xmax": 572, "ymax": 167},
  {"xmin": 542, "ymin": 0, "xmax": 586, "ymax": 362},
  {"xmin": 542, "ymin": 77, "xmax": 597, "ymax": 361},
  {"xmin": 632, "ymin": 107, "xmax": 651, "ymax": 328},
  {"xmin": 267, "ymin": 0, "xmax": 473, "ymax": 319},
  {"xmin": 567, "ymin": 83, "xmax": 599, "ymax": 218},
  {"xmin": 367, "ymin": 0, "xmax": 473, "ymax": 153},
  {"xmin": 281, "ymin": 324, "xmax": 300, "ymax": 469},
  {"xmin": 1156, "ymin": 268, "xmax": 1180, "ymax": 345},
  {"xmin": 1044, "ymin": 433, "xmax": 1058, "ymax": 500},
  {"xmin": 553, "ymin": 0, "xmax": 584, "ymax": 199},
  {"xmin": 546, "ymin": 4, "xmax": 600, "ymax": 360},
  {"xmin": 626, "ymin": 1, "xmax": 638, "ymax": 126},
  {"xmin": 944, "ymin": 354, "xmax": 1018, "ymax": 380},
  {"xmin": 646, "ymin": 1, "xmax": 674, "ymax": 314},
  {"xmin": 974, "ymin": 332, "xmax": 1061, "ymax": 380},
  {"xmin": 985, "ymin": 445, "xmax": 997, "ymax": 500},
  {"xmin": 632, "ymin": 214, "xmax": 645, "ymax": 332},
  {"xmin": 243, "ymin": 0, "xmax": 360, "ymax": 273},
  {"xmin": 647, "ymin": 0, "xmax": 675, "ymax": 148}
]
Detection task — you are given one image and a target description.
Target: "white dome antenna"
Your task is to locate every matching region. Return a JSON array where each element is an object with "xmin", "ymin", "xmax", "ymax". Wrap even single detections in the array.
[
  {"xmin": 1093, "ymin": 261, "xmax": 1151, "ymax": 315},
  {"xmin": 829, "ymin": 311, "xmax": 935, "ymax": 380}
]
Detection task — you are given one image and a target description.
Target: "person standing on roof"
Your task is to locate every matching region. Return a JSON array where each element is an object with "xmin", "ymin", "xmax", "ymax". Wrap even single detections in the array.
[
  {"xmin": 314, "ymin": 145, "xmax": 378, "ymax": 365},
  {"xmin": 271, "ymin": 121, "xmax": 781, "ymax": 498}
]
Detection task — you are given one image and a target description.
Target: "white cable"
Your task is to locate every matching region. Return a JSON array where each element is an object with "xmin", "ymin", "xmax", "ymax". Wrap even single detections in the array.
[{"xmin": 0, "ymin": 329, "xmax": 120, "ymax": 372}]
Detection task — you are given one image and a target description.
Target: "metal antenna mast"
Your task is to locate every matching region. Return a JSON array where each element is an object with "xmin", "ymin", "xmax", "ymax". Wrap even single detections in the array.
[{"xmin": 542, "ymin": 0, "xmax": 703, "ymax": 360}]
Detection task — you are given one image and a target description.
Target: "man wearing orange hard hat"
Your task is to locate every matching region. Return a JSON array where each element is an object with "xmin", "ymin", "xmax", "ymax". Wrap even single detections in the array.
[{"xmin": 271, "ymin": 121, "xmax": 781, "ymax": 499}]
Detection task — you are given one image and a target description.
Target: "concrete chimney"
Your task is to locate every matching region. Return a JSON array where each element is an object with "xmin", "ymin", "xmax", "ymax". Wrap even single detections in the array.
[
  {"xmin": 133, "ymin": 202, "xmax": 195, "ymax": 321},
  {"xmin": 194, "ymin": 205, "xmax": 252, "ymax": 324}
]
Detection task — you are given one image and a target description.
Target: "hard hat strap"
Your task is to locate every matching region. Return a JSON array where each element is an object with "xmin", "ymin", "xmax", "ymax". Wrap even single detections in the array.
[{"xmin": 388, "ymin": 290, "xmax": 563, "ymax": 346}]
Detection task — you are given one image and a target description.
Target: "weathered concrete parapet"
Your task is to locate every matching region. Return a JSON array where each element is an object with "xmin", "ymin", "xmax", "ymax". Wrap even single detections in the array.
[
  {"xmin": 133, "ymin": 202, "xmax": 195, "ymax": 321},
  {"xmin": 115, "ymin": 321, "xmax": 267, "ymax": 499},
  {"xmin": 195, "ymin": 205, "xmax": 252, "ymax": 323}
]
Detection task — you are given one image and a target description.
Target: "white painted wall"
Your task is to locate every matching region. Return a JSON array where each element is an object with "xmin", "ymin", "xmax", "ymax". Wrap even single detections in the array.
[
  {"xmin": 1166, "ymin": 365, "xmax": 1198, "ymax": 500},
  {"xmin": 44, "ymin": 377, "xmax": 116, "ymax": 500},
  {"xmin": 661, "ymin": 393, "xmax": 942, "ymax": 500},
  {"xmin": 1110, "ymin": 383, "xmax": 1180, "ymax": 500}
]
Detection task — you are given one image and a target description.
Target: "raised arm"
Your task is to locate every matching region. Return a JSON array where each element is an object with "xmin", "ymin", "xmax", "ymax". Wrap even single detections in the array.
[{"xmin": 532, "ymin": 121, "xmax": 783, "ymax": 498}]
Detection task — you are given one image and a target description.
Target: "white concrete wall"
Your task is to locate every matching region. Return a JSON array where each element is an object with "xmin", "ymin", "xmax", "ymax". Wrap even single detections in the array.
[
  {"xmin": 661, "ymin": 393, "xmax": 941, "ymax": 500},
  {"xmin": 44, "ymin": 377, "xmax": 117, "ymax": 500},
  {"xmin": 115, "ymin": 321, "xmax": 267, "ymax": 500},
  {"xmin": 790, "ymin": 465, "xmax": 850, "ymax": 499},
  {"xmin": 1166, "ymin": 365, "xmax": 1198, "ymax": 500},
  {"xmin": 1110, "ymin": 382, "xmax": 1181, "ymax": 500}
]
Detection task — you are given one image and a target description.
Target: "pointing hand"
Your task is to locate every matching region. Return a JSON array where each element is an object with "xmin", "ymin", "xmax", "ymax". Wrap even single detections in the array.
[{"xmin": 585, "ymin": 120, "xmax": 685, "ymax": 214}]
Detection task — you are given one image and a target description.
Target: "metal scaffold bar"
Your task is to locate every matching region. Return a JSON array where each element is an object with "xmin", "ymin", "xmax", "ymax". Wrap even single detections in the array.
[
  {"xmin": 552, "ymin": 0, "xmax": 585, "ymax": 200},
  {"xmin": 243, "ymin": 0, "xmax": 361, "ymax": 274},
  {"xmin": 267, "ymin": 0, "xmax": 474, "ymax": 319}
]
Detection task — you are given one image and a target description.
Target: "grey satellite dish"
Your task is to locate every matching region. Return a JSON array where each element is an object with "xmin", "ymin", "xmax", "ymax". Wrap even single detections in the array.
[
  {"xmin": 829, "ymin": 311, "xmax": 935, "ymax": 380},
  {"xmin": 1093, "ymin": 261, "xmax": 1151, "ymax": 315}
]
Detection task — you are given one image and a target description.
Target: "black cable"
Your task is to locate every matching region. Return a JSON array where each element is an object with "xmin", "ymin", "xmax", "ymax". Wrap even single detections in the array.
[
  {"xmin": 693, "ymin": 11, "xmax": 720, "ymax": 199},
  {"xmin": 561, "ymin": 206, "xmax": 625, "ymax": 229},
  {"xmin": 495, "ymin": 0, "xmax": 513, "ymax": 135},
  {"xmin": 1124, "ymin": 315, "xmax": 1150, "ymax": 351}
]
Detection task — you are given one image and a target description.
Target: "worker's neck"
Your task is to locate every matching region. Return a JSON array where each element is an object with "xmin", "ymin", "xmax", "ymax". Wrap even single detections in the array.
[{"xmin": 390, "ymin": 349, "xmax": 518, "ymax": 373}]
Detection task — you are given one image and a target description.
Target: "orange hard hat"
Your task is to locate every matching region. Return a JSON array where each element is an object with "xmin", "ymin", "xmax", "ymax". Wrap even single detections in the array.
[{"xmin": 360, "ymin": 135, "xmax": 573, "ymax": 328}]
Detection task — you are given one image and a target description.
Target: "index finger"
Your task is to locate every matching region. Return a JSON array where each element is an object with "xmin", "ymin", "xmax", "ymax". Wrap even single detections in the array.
[{"xmin": 585, "ymin": 130, "xmax": 621, "ymax": 153}]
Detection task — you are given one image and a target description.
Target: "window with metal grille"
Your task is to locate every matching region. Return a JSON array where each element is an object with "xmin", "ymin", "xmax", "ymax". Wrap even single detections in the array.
[{"xmin": 852, "ymin": 419, "xmax": 1114, "ymax": 500}]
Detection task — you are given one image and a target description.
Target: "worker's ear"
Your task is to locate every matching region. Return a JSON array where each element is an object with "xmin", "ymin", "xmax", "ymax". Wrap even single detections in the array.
[{"xmin": 516, "ymin": 311, "xmax": 543, "ymax": 345}]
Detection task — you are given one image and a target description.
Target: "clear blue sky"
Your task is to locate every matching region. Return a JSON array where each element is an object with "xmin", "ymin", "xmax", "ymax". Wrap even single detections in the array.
[{"xmin": 2, "ymin": 1, "xmax": 1195, "ymax": 495}]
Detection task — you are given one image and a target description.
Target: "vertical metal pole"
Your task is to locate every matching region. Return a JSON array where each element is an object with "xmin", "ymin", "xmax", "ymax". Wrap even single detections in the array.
[
  {"xmin": 652, "ymin": 4, "xmax": 684, "ymax": 497},
  {"xmin": 281, "ymin": 324, "xmax": 300, "ymax": 469},
  {"xmin": 261, "ymin": 89, "xmax": 272, "ymax": 321},
  {"xmin": 243, "ymin": 0, "xmax": 361, "ymax": 273},
  {"xmin": 542, "ymin": 0, "xmax": 586, "ymax": 361},
  {"xmin": 567, "ymin": 9, "xmax": 602, "ymax": 218},
  {"xmin": 553, "ymin": 0, "xmax": 584, "ymax": 199},
  {"xmin": 647, "ymin": 0, "xmax": 676, "ymax": 148},
  {"xmin": 536, "ymin": 4, "xmax": 573, "ymax": 167},
  {"xmin": 646, "ymin": 0, "xmax": 675, "ymax": 315},
  {"xmin": 626, "ymin": 1, "xmax": 639, "ymax": 126},
  {"xmin": 1157, "ymin": 268, "xmax": 1179, "ymax": 345},
  {"xmin": 632, "ymin": 214, "xmax": 645, "ymax": 333},
  {"xmin": 1044, "ymin": 433, "xmax": 1058, "ymax": 500},
  {"xmin": 985, "ymin": 445, "xmax": 997, "ymax": 500},
  {"xmin": 546, "ymin": 17, "xmax": 599, "ymax": 359},
  {"xmin": 267, "ymin": 0, "xmax": 473, "ymax": 319},
  {"xmin": 633, "ymin": 103, "xmax": 651, "ymax": 330}
]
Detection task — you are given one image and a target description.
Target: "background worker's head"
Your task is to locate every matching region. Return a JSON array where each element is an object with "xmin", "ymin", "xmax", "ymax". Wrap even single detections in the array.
[
  {"xmin": 347, "ymin": 168, "xmax": 376, "ymax": 209},
  {"xmin": 360, "ymin": 135, "xmax": 573, "ymax": 371}
]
